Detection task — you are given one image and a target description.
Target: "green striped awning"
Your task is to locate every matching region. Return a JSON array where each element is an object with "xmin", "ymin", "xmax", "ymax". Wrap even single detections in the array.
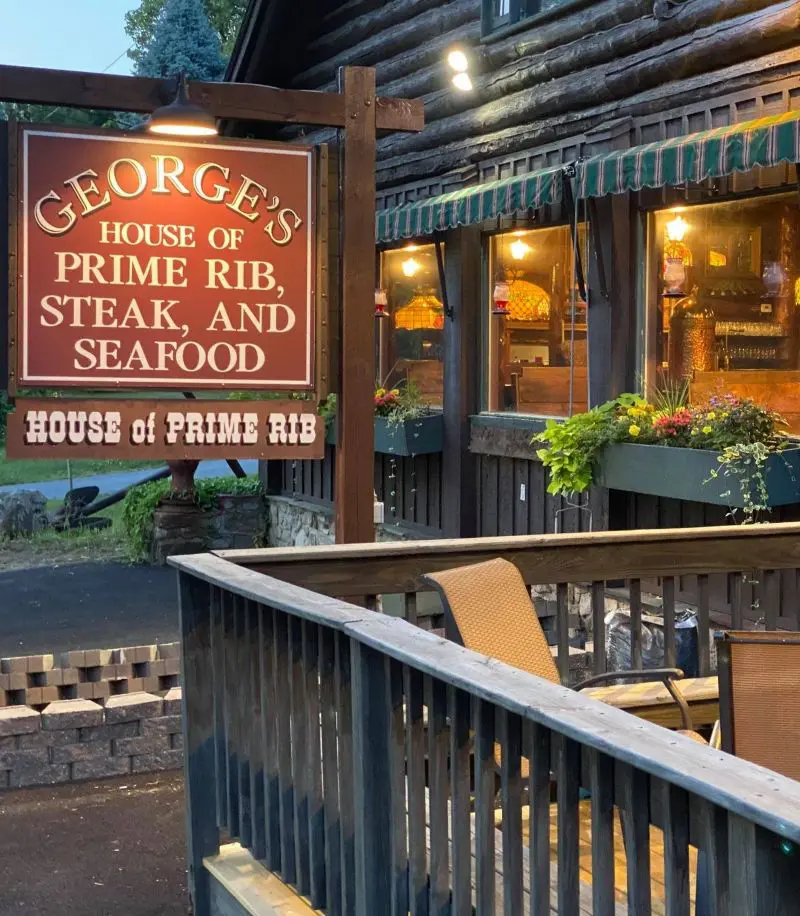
[
  {"xmin": 376, "ymin": 165, "xmax": 563, "ymax": 244},
  {"xmin": 578, "ymin": 109, "xmax": 800, "ymax": 198}
]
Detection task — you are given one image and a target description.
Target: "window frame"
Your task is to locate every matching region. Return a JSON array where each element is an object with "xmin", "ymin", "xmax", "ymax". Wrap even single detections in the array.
[{"xmin": 481, "ymin": 0, "xmax": 596, "ymax": 40}]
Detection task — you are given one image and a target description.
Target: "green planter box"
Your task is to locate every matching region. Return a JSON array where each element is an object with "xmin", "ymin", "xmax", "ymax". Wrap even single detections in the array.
[
  {"xmin": 596, "ymin": 442, "xmax": 800, "ymax": 508},
  {"xmin": 325, "ymin": 414, "xmax": 443, "ymax": 456}
]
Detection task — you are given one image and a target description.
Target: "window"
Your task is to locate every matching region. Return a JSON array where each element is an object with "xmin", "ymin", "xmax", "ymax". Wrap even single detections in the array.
[
  {"xmin": 482, "ymin": 0, "xmax": 582, "ymax": 36},
  {"xmin": 378, "ymin": 244, "xmax": 444, "ymax": 406},
  {"xmin": 646, "ymin": 192, "xmax": 800, "ymax": 430},
  {"xmin": 488, "ymin": 225, "xmax": 587, "ymax": 416}
]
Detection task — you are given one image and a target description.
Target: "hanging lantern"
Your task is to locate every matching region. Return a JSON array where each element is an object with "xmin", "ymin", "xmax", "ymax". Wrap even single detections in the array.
[
  {"xmin": 492, "ymin": 279, "xmax": 511, "ymax": 316},
  {"xmin": 374, "ymin": 287, "xmax": 389, "ymax": 319}
]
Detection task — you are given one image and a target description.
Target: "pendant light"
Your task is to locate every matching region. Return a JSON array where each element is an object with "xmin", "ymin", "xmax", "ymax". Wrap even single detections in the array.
[{"xmin": 147, "ymin": 73, "xmax": 218, "ymax": 138}]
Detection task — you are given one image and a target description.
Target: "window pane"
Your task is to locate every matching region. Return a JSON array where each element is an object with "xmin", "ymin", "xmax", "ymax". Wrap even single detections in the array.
[
  {"xmin": 488, "ymin": 225, "xmax": 587, "ymax": 416},
  {"xmin": 647, "ymin": 192, "xmax": 800, "ymax": 432},
  {"xmin": 379, "ymin": 244, "xmax": 444, "ymax": 407}
]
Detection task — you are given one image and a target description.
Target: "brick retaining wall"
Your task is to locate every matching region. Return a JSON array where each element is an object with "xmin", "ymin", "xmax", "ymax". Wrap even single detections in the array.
[
  {"xmin": 0, "ymin": 688, "xmax": 183, "ymax": 789},
  {"xmin": 0, "ymin": 642, "xmax": 180, "ymax": 707}
]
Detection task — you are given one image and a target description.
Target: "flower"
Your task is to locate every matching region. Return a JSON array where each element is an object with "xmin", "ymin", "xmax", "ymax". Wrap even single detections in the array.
[
  {"xmin": 628, "ymin": 424, "xmax": 641, "ymax": 437},
  {"xmin": 702, "ymin": 425, "xmax": 713, "ymax": 434},
  {"xmin": 707, "ymin": 411, "xmax": 716, "ymax": 420}
]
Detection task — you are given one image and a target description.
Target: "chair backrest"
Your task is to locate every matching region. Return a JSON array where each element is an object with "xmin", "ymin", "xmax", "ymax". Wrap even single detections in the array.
[
  {"xmin": 422, "ymin": 557, "xmax": 561, "ymax": 684},
  {"xmin": 717, "ymin": 631, "xmax": 800, "ymax": 780}
]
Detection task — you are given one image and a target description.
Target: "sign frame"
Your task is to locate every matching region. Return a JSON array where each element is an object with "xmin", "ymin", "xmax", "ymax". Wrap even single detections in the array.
[{"xmin": 8, "ymin": 122, "xmax": 324, "ymax": 395}]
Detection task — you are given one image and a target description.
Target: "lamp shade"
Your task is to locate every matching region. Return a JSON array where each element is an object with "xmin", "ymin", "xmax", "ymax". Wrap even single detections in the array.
[{"xmin": 147, "ymin": 74, "xmax": 217, "ymax": 137}]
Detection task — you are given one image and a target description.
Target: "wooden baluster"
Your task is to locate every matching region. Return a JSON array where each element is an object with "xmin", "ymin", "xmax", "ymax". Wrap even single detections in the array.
[
  {"xmin": 304, "ymin": 621, "xmax": 326, "ymax": 908},
  {"xmin": 336, "ymin": 633, "xmax": 356, "ymax": 914},
  {"xmin": 591, "ymin": 580, "xmax": 606, "ymax": 674},
  {"xmin": 529, "ymin": 723, "xmax": 551, "ymax": 916},
  {"xmin": 236, "ymin": 596, "xmax": 252, "ymax": 851},
  {"xmin": 763, "ymin": 569, "xmax": 780, "ymax": 631},
  {"xmin": 178, "ymin": 571, "xmax": 219, "ymax": 916},
  {"xmin": 273, "ymin": 609, "xmax": 296, "ymax": 885},
  {"xmin": 556, "ymin": 582, "xmax": 570, "ymax": 682},
  {"xmin": 449, "ymin": 687, "xmax": 471, "ymax": 916},
  {"xmin": 629, "ymin": 579, "xmax": 643, "ymax": 670},
  {"xmin": 404, "ymin": 665, "xmax": 428, "ymax": 916},
  {"xmin": 618, "ymin": 763, "xmax": 651, "ymax": 915},
  {"xmin": 588, "ymin": 749, "xmax": 615, "ymax": 916},
  {"xmin": 475, "ymin": 698, "xmax": 496, "ymax": 916},
  {"xmin": 556, "ymin": 734, "xmax": 580, "ymax": 916},
  {"xmin": 730, "ymin": 573, "xmax": 745, "ymax": 630},
  {"xmin": 662, "ymin": 782, "xmax": 690, "ymax": 916},
  {"xmin": 320, "ymin": 627, "xmax": 342, "ymax": 916},
  {"xmin": 426, "ymin": 676, "xmax": 449, "ymax": 916},
  {"xmin": 726, "ymin": 818, "xmax": 800, "ymax": 916},
  {"xmin": 248, "ymin": 601, "xmax": 266, "ymax": 861},
  {"xmin": 695, "ymin": 799, "xmax": 729, "ymax": 916},
  {"xmin": 499, "ymin": 709, "xmax": 523, "ymax": 916},
  {"xmin": 210, "ymin": 585, "xmax": 227, "ymax": 831},
  {"xmin": 259, "ymin": 601, "xmax": 281, "ymax": 874},
  {"xmin": 351, "ymin": 640, "xmax": 392, "ymax": 916},
  {"xmin": 697, "ymin": 574, "xmax": 711, "ymax": 677},
  {"xmin": 223, "ymin": 590, "xmax": 240, "ymax": 837},
  {"xmin": 388, "ymin": 660, "xmax": 408, "ymax": 916},
  {"xmin": 290, "ymin": 616, "xmax": 310, "ymax": 896},
  {"xmin": 663, "ymin": 576, "xmax": 677, "ymax": 669},
  {"xmin": 404, "ymin": 591, "xmax": 418, "ymax": 627}
]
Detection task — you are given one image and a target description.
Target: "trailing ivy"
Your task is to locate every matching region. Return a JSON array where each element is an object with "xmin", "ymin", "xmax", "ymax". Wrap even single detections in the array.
[{"xmin": 122, "ymin": 475, "xmax": 264, "ymax": 562}]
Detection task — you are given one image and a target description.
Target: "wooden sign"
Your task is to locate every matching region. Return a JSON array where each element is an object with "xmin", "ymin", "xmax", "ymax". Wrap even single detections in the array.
[
  {"xmin": 5, "ymin": 398, "xmax": 324, "ymax": 460},
  {"xmin": 11, "ymin": 125, "xmax": 316, "ymax": 391}
]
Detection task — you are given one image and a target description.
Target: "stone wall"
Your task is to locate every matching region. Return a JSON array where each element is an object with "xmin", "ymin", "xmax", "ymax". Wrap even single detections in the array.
[
  {"xmin": 152, "ymin": 494, "xmax": 267, "ymax": 563},
  {"xmin": 266, "ymin": 494, "xmax": 414, "ymax": 547},
  {"xmin": 0, "ymin": 689, "xmax": 183, "ymax": 789}
]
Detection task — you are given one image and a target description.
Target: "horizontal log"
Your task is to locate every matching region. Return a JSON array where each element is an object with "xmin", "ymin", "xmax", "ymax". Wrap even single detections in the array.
[
  {"xmin": 306, "ymin": 0, "xmax": 447, "ymax": 63},
  {"xmin": 216, "ymin": 522, "xmax": 800, "ymax": 595},
  {"xmin": 412, "ymin": 0, "xmax": 777, "ymax": 128},
  {"xmin": 372, "ymin": 1, "xmax": 800, "ymax": 160},
  {"xmin": 292, "ymin": 0, "xmax": 480, "ymax": 90},
  {"xmin": 0, "ymin": 63, "xmax": 423, "ymax": 132},
  {"xmin": 375, "ymin": 45, "xmax": 800, "ymax": 186}
]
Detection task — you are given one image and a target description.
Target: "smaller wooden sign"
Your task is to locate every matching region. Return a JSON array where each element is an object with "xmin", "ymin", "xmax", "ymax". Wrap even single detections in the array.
[{"xmin": 6, "ymin": 399, "xmax": 323, "ymax": 460}]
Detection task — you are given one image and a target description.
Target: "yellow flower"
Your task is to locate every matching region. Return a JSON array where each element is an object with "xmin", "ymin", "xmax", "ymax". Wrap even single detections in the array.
[
  {"xmin": 702, "ymin": 425, "xmax": 712, "ymax": 434},
  {"xmin": 390, "ymin": 388, "xmax": 400, "ymax": 396},
  {"xmin": 627, "ymin": 407, "xmax": 638, "ymax": 417},
  {"xmin": 376, "ymin": 387, "xmax": 386, "ymax": 396},
  {"xmin": 628, "ymin": 424, "xmax": 641, "ymax": 437},
  {"xmin": 691, "ymin": 428, "xmax": 699, "ymax": 436},
  {"xmin": 721, "ymin": 411, "xmax": 729, "ymax": 418},
  {"xmin": 707, "ymin": 411, "xmax": 716, "ymax": 420}
]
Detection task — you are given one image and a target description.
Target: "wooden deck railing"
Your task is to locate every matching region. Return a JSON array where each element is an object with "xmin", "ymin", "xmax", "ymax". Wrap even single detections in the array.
[
  {"xmin": 173, "ymin": 536, "xmax": 800, "ymax": 916},
  {"xmin": 215, "ymin": 523, "xmax": 800, "ymax": 681}
]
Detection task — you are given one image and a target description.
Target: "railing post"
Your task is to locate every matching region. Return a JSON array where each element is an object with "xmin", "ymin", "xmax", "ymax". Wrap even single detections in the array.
[
  {"xmin": 350, "ymin": 640, "xmax": 392, "ymax": 916},
  {"xmin": 179, "ymin": 571, "xmax": 220, "ymax": 916},
  {"xmin": 729, "ymin": 816, "xmax": 800, "ymax": 916}
]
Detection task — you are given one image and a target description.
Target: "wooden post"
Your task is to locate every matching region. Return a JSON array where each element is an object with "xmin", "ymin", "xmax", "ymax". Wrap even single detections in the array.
[
  {"xmin": 335, "ymin": 67, "xmax": 377, "ymax": 545},
  {"xmin": 178, "ymin": 571, "xmax": 219, "ymax": 916},
  {"xmin": 442, "ymin": 226, "xmax": 480, "ymax": 538}
]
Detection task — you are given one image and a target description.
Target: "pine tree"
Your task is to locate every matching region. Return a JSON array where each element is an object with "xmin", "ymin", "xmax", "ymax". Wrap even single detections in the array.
[{"xmin": 134, "ymin": 0, "xmax": 227, "ymax": 81}]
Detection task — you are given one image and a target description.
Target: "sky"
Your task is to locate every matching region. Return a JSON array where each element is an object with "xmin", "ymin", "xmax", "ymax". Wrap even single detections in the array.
[{"xmin": 0, "ymin": 0, "xmax": 135, "ymax": 75}]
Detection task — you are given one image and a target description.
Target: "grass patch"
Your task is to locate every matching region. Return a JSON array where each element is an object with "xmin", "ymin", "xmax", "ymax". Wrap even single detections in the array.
[{"xmin": 0, "ymin": 447, "xmax": 160, "ymax": 487}]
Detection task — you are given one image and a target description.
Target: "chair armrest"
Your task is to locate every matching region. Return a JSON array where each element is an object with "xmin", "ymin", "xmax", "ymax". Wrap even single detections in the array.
[
  {"xmin": 574, "ymin": 668, "xmax": 685, "ymax": 690},
  {"xmin": 575, "ymin": 668, "xmax": 694, "ymax": 732}
]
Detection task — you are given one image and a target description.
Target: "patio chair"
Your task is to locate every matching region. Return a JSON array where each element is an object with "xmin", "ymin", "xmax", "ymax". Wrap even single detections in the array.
[
  {"xmin": 422, "ymin": 557, "xmax": 698, "ymax": 733},
  {"xmin": 716, "ymin": 630, "xmax": 800, "ymax": 780}
]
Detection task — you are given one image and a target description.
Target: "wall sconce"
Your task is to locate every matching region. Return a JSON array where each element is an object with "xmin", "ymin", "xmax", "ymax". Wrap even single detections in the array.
[
  {"xmin": 666, "ymin": 213, "xmax": 689, "ymax": 242},
  {"xmin": 510, "ymin": 239, "xmax": 530, "ymax": 260},
  {"xmin": 446, "ymin": 45, "xmax": 474, "ymax": 92}
]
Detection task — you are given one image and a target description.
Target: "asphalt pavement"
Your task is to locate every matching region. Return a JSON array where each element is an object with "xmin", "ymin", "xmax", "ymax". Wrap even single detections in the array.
[
  {"xmin": 0, "ymin": 458, "xmax": 258, "ymax": 500},
  {"xmin": 0, "ymin": 561, "xmax": 179, "ymax": 657},
  {"xmin": 0, "ymin": 773, "xmax": 189, "ymax": 916}
]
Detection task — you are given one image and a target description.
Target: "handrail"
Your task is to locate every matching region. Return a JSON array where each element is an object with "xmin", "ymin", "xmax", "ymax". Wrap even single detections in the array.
[
  {"xmin": 172, "ymin": 551, "xmax": 800, "ymax": 843},
  {"xmin": 212, "ymin": 522, "xmax": 800, "ymax": 594}
]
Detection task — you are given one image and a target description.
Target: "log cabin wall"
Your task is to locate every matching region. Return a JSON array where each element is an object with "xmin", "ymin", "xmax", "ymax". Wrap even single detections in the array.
[{"xmin": 232, "ymin": 0, "xmax": 800, "ymax": 545}]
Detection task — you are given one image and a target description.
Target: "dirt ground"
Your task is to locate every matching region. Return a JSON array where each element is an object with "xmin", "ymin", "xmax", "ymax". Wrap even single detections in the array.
[{"xmin": 0, "ymin": 772, "xmax": 189, "ymax": 916}]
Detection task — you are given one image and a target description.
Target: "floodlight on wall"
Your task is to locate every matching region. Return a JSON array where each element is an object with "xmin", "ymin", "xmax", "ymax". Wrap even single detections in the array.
[
  {"xmin": 147, "ymin": 73, "xmax": 218, "ymax": 137},
  {"xmin": 446, "ymin": 45, "xmax": 474, "ymax": 92}
]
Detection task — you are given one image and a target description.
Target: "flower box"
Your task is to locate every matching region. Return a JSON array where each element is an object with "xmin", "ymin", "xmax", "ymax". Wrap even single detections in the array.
[
  {"xmin": 595, "ymin": 443, "xmax": 800, "ymax": 507},
  {"xmin": 325, "ymin": 414, "xmax": 443, "ymax": 456}
]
